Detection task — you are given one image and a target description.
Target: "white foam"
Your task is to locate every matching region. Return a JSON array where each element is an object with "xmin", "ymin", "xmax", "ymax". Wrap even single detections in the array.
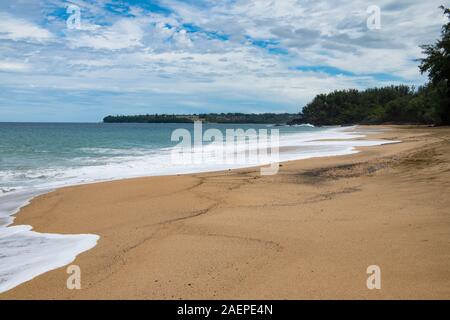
[
  {"xmin": 0, "ymin": 125, "xmax": 397, "ymax": 294},
  {"xmin": 0, "ymin": 226, "xmax": 98, "ymax": 293},
  {"xmin": 0, "ymin": 188, "xmax": 99, "ymax": 294}
]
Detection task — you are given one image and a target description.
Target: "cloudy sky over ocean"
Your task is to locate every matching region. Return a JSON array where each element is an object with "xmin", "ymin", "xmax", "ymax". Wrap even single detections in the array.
[{"xmin": 0, "ymin": 0, "xmax": 446, "ymax": 121}]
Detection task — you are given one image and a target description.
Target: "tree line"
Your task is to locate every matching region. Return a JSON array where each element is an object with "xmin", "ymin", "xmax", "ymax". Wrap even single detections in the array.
[
  {"xmin": 292, "ymin": 83, "xmax": 447, "ymax": 125},
  {"xmin": 103, "ymin": 113, "xmax": 299, "ymax": 124}
]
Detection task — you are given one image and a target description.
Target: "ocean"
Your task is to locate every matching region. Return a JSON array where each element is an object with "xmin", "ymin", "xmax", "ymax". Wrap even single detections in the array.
[{"xmin": 0, "ymin": 122, "xmax": 395, "ymax": 293}]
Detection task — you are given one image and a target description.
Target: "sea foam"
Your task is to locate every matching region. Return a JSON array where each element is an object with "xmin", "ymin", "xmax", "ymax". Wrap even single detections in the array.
[{"xmin": 0, "ymin": 189, "xmax": 99, "ymax": 293}]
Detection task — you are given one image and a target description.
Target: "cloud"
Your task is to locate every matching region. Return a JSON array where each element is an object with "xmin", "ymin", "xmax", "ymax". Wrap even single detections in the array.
[
  {"xmin": 271, "ymin": 27, "xmax": 321, "ymax": 48},
  {"xmin": 0, "ymin": 61, "xmax": 30, "ymax": 72},
  {"xmin": 67, "ymin": 18, "xmax": 145, "ymax": 50},
  {"xmin": 0, "ymin": 0, "xmax": 446, "ymax": 121},
  {"xmin": 171, "ymin": 29, "xmax": 193, "ymax": 48},
  {"xmin": 0, "ymin": 12, "xmax": 54, "ymax": 42}
]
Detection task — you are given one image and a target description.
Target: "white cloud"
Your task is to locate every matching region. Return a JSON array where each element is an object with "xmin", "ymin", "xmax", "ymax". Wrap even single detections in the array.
[
  {"xmin": 0, "ymin": 12, "xmax": 54, "ymax": 42},
  {"xmin": 159, "ymin": 0, "xmax": 444, "ymax": 81},
  {"xmin": 67, "ymin": 18, "xmax": 145, "ymax": 50},
  {"xmin": 0, "ymin": 0, "xmax": 446, "ymax": 118},
  {"xmin": 171, "ymin": 29, "xmax": 193, "ymax": 48},
  {"xmin": 0, "ymin": 61, "xmax": 30, "ymax": 72}
]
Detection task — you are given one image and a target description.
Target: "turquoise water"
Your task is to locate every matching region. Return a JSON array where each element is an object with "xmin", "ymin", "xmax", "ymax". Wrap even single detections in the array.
[
  {"xmin": 0, "ymin": 122, "xmax": 183, "ymax": 178},
  {"xmin": 0, "ymin": 122, "xmax": 321, "ymax": 192}
]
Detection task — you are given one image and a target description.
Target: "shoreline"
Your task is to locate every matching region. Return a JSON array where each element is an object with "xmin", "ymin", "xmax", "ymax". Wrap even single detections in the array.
[
  {"xmin": 0, "ymin": 125, "xmax": 393, "ymax": 234},
  {"xmin": 2, "ymin": 125, "xmax": 450, "ymax": 299}
]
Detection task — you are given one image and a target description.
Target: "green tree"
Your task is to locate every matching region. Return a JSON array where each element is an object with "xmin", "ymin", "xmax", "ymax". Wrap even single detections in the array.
[{"xmin": 419, "ymin": 6, "xmax": 450, "ymax": 124}]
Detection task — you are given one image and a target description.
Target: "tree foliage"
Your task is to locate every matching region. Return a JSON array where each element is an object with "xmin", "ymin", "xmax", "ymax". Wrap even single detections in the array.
[
  {"xmin": 418, "ymin": 5, "xmax": 450, "ymax": 124},
  {"xmin": 293, "ymin": 85, "xmax": 442, "ymax": 125},
  {"xmin": 104, "ymin": 113, "xmax": 299, "ymax": 124}
]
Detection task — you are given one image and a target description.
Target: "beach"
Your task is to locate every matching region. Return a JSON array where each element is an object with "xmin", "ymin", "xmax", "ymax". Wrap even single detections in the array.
[{"xmin": 1, "ymin": 125, "xmax": 450, "ymax": 299}]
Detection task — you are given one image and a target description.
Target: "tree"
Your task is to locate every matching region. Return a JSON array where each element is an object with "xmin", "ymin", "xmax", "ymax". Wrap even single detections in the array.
[{"xmin": 419, "ymin": 6, "xmax": 450, "ymax": 124}]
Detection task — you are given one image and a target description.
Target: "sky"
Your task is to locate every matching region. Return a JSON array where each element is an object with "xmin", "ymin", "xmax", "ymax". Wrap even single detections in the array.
[{"xmin": 0, "ymin": 0, "xmax": 447, "ymax": 122}]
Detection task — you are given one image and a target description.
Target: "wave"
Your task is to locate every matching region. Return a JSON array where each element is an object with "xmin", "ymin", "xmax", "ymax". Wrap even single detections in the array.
[{"xmin": 292, "ymin": 123, "xmax": 315, "ymax": 127}]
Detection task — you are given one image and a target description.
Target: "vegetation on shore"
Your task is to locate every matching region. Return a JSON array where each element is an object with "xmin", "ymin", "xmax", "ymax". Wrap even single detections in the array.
[
  {"xmin": 290, "ymin": 83, "xmax": 446, "ymax": 126},
  {"xmin": 103, "ymin": 113, "xmax": 299, "ymax": 124}
]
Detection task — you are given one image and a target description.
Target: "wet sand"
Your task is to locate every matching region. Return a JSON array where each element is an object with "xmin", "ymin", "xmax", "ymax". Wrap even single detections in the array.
[{"xmin": 2, "ymin": 125, "xmax": 450, "ymax": 299}]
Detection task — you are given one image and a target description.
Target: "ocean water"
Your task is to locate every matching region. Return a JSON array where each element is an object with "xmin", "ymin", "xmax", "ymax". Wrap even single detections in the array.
[{"xmin": 0, "ymin": 122, "xmax": 396, "ymax": 293}]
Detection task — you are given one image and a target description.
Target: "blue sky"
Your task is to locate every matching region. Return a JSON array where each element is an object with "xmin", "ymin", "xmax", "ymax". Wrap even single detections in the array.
[{"xmin": 0, "ymin": 0, "xmax": 446, "ymax": 122}]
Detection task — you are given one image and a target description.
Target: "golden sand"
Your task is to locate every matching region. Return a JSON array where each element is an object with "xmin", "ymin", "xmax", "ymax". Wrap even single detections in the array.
[{"xmin": 1, "ymin": 125, "xmax": 450, "ymax": 299}]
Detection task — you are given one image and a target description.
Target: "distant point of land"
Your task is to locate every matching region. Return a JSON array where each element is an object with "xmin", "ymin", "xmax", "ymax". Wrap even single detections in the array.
[{"xmin": 103, "ymin": 113, "xmax": 299, "ymax": 125}]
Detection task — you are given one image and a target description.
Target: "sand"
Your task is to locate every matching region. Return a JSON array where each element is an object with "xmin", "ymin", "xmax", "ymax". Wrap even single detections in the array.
[{"xmin": 1, "ymin": 125, "xmax": 450, "ymax": 299}]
